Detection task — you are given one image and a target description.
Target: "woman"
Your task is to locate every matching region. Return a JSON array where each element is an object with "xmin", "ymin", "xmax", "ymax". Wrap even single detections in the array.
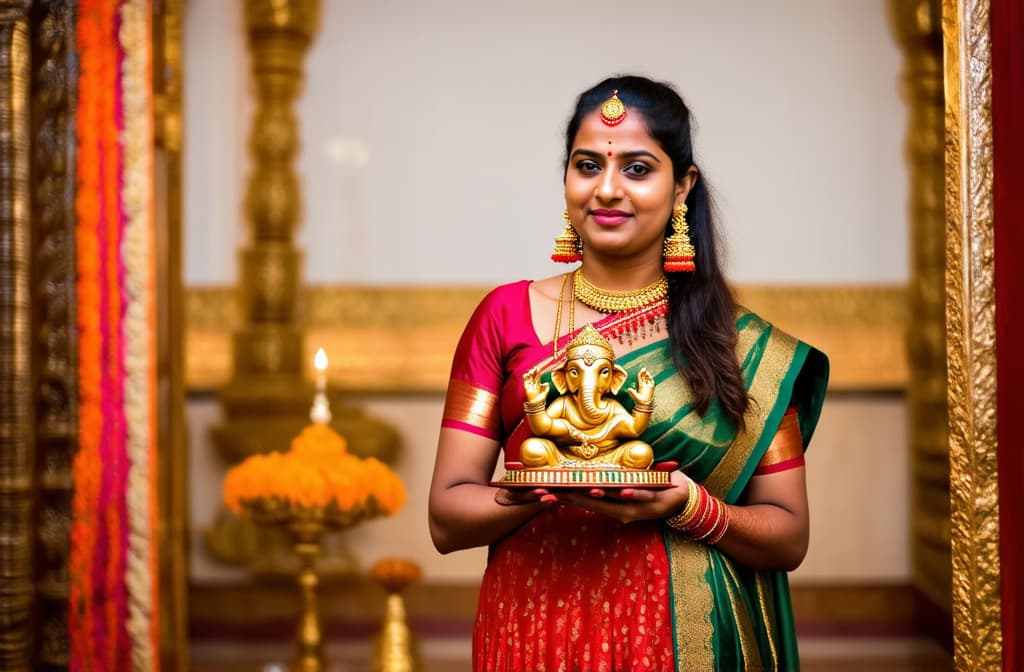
[{"xmin": 429, "ymin": 75, "xmax": 829, "ymax": 671}]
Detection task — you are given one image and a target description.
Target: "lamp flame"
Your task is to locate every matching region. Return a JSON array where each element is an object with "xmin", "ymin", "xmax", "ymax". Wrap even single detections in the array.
[{"xmin": 314, "ymin": 348, "xmax": 328, "ymax": 372}]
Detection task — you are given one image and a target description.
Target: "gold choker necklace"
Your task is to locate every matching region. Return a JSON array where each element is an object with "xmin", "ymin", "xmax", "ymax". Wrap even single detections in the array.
[{"xmin": 572, "ymin": 269, "xmax": 668, "ymax": 313}]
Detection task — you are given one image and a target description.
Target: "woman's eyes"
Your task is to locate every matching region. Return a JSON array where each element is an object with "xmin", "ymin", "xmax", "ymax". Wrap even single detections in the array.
[
  {"xmin": 574, "ymin": 159, "xmax": 652, "ymax": 177},
  {"xmin": 623, "ymin": 163, "xmax": 652, "ymax": 177}
]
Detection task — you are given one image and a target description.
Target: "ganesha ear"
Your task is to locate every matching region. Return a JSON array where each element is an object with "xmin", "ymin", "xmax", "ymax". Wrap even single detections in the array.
[
  {"xmin": 551, "ymin": 368, "xmax": 568, "ymax": 395},
  {"xmin": 610, "ymin": 365, "xmax": 629, "ymax": 394}
]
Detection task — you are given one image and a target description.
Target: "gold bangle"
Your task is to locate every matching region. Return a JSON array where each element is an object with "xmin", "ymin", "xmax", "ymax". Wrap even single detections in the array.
[
  {"xmin": 632, "ymin": 402, "xmax": 654, "ymax": 414},
  {"xmin": 679, "ymin": 480, "xmax": 702, "ymax": 522},
  {"xmin": 523, "ymin": 400, "xmax": 546, "ymax": 414},
  {"xmin": 666, "ymin": 479, "xmax": 699, "ymax": 530}
]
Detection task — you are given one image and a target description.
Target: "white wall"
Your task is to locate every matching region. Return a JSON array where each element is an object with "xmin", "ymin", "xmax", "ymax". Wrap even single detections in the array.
[
  {"xmin": 185, "ymin": 0, "xmax": 908, "ymax": 286},
  {"xmin": 184, "ymin": 0, "xmax": 913, "ymax": 585}
]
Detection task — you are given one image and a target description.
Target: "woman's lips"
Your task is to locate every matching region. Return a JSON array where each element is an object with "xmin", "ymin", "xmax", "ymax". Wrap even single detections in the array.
[{"xmin": 591, "ymin": 209, "xmax": 632, "ymax": 226}]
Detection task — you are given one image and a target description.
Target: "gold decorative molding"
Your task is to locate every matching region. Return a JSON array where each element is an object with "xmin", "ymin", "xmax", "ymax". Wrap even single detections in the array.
[
  {"xmin": 153, "ymin": 0, "xmax": 188, "ymax": 669},
  {"xmin": 0, "ymin": 3, "xmax": 34, "ymax": 670},
  {"xmin": 186, "ymin": 284, "xmax": 908, "ymax": 394},
  {"xmin": 942, "ymin": 0, "xmax": 1002, "ymax": 670}
]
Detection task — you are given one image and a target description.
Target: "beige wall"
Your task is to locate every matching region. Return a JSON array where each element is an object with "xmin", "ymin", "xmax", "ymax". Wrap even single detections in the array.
[
  {"xmin": 189, "ymin": 393, "xmax": 910, "ymax": 584},
  {"xmin": 184, "ymin": 0, "xmax": 907, "ymax": 286},
  {"xmin": 184, "ymin": 0, "xmax": 912, "ymax": 586}
]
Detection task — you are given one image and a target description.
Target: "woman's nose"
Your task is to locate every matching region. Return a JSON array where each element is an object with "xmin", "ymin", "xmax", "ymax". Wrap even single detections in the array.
[{"xmin": 595, "ymin": 170, "xmax": 622, "ymax": 202}]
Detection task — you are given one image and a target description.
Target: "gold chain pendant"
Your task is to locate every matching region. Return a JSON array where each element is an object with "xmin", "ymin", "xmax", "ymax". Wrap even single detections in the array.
[{"xmin": 572, "ymin": 269, "xmax": 668, "ymax": 313}]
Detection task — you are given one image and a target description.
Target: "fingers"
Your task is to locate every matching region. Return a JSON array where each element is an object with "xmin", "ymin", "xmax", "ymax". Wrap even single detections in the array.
[
  {"xmin": 619, "ymin": 487, "xmax": 657, "ymax": 502},
  {"xmin": 494, "ymin": 487, "xmax": 558, "ymax": 507}
]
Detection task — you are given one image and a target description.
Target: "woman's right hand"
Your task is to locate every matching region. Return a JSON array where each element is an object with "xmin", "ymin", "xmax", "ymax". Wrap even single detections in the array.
[
  {"xmin": 495, "ymin": 487, "xmax": 558, "ymax": 506},
  {"xmin": 430, "ymin": 428, "xmax": 553, "ymax": 553}
]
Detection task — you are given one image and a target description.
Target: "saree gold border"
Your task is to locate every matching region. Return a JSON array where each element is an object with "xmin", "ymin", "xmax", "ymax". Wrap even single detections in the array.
[
  {"xmin": 942, "ymin": 0, "xmax": 1002, "ymax": 670},
  {"xmin": 667, "ymin": 536, "xmax": 715, "ymax": 671},
  {"xmin": 721, "ymin": 559, "xmax": 765, "ymax": 671},
  {"xmin": 703, "ymin": 329, "xmax": 796, "ymax": 500},
  {"xmin": 185, "ymin": 285, "xmax": 906, "ymax": 393},
  {"xmin": 754, "ymin": 574, "xmax": 779, "ymax": 668}
]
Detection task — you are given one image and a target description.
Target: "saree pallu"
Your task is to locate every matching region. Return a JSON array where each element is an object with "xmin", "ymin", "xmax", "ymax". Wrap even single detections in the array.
[{"xmin": 441, "ymin": 282, "xmax": 829, "ymax": 671}]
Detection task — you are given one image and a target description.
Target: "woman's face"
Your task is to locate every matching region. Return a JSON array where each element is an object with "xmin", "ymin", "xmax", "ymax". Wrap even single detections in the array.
[{"xmin": 565, "ymin": 109, "xmax": 695, "ymax": 265}]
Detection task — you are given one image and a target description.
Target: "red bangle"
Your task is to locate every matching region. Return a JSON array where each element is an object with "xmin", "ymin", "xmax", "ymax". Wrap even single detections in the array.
[
  {"xmin": 706, "ymin": 504, "xmax": 730, "ymax": 545},
  {"xmin": 665, "ymin": 481, "xmax": 730, "ymax": 545}
]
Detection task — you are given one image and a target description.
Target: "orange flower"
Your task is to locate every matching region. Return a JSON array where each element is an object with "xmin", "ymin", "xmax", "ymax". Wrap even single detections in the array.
[{"xmin": 222, "ymin": 424, "xmax": 405, "ymax": 520}]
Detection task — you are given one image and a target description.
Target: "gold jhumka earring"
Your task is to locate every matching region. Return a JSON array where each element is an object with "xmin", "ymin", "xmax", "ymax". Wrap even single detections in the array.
[
  {"xmin": 551, "ymin": 209, "xmax": 582, "ymax": 263},
  {"xmin": 663, "ymin": 203, "xmax": 696, "ymax": 272}
]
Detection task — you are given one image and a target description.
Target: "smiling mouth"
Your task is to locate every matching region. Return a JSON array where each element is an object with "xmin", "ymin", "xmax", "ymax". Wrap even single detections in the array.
[{"xmin": 590, "ymin": 209, "xmax": 632, "ymax": 225}]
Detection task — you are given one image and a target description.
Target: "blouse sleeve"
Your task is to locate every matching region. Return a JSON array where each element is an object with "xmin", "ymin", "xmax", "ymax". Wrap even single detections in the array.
[
  {"xmin": 440, "ymin": 286, "xmax": 510, "ymax": 440},
  {"xmin": 752, "ymin": 407, "xmax": 805, "ymax": 476}
]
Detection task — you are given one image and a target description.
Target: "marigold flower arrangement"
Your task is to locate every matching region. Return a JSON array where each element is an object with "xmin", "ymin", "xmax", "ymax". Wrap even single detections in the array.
[{"xmin": 223, "ymin": 423, "xmax": 406, "ymax": 526}]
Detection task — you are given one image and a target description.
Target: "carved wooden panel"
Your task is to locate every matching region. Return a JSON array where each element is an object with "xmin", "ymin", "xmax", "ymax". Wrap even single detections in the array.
[{"xmin": 29, "ymin": 1, "xmax": 78, "ymax": 669}]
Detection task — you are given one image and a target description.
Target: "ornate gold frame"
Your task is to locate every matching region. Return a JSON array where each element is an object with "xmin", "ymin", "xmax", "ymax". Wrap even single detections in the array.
[
  {"xmin": 185, "ymin": 284, "xmax": 908, "ymax": 393},
  {"xmin": 942, "ymin": 0, "xmax": 1002, "ymax": 668}
]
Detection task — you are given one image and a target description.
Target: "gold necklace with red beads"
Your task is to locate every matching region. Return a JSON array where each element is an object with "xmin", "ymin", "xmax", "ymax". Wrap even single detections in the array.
[{"xmin": 571, "ymin": 269, "xmax": 669, "ymax": 345}]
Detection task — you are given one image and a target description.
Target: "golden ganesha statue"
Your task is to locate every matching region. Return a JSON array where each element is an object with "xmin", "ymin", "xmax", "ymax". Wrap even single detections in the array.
[{"xmin": 497, "ymin": 324, "xmax": 671, "ymax": 488}]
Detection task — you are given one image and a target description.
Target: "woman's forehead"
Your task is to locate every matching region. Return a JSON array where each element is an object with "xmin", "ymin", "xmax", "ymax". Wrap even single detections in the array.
[{"xmin": 571, "ymin": 109, "xmax": 659, "ymax": 151}]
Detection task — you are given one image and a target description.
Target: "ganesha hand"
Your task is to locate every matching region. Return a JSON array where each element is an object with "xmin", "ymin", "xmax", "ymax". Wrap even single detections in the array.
[
  {"xmin": 574, "ymin": 438, "xmax": 598, "ymax": 460},
  {"xmin": 523, "ymin": 367, "xmax": 549, "ymax": 405},
  {"xmin": 628, "ymin": 367, "xmax": 655, "ymax": 404}
]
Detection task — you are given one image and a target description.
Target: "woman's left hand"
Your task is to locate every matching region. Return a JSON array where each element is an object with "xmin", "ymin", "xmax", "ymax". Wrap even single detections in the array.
[{"xmin": 560, "ymin": 470, "xmax": 690, "ymax": 524}]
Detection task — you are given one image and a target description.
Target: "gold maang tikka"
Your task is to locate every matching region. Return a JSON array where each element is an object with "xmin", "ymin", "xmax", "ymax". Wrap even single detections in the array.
[{"xmin": 600, "ymin": 90, "xmax": 626, "ymax": 126}]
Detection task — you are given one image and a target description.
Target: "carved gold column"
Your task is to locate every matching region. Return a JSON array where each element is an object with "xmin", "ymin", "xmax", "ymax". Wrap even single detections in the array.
[
  {"xmin": 28, "ymin": 1, "xmax": 77, "ymax": 669},
  {"xmin": 888, "ymin": 0, "xmax": 951, "ymax": 614},
  {"xmin": 942, "ymin": 0, "xmax": 1002, "ymax": 669},
  {"xmin": 208, "ymin": 0, "xmax": 323, "ymax": 570},
  {"xmin": 153, "ymin": 0, "xmax": 188, "ymax": 669},
  {"xmin": 0, "ymin": 1, "xmax": 34, "ymax": 670}
]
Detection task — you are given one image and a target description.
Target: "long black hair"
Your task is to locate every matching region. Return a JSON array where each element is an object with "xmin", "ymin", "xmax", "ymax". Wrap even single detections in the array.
[{"xmin": 564, "ymin": 75, "xmax": 749, "ymax": 428}]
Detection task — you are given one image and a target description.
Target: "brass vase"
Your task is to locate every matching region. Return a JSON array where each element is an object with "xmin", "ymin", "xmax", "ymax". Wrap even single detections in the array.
[{"xmin": 370, "ymin": 558, "xmax": 423, "ymax": 672}]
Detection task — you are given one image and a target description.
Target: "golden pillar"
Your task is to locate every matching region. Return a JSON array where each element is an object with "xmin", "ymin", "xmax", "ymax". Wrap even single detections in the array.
[
  {"xmin": 888, "ymin": 0, "xmax": 951, "ymax": 614},
  {"xmin": 0, "ymin": 2, "xmax": 33, "ymax": 670},
  {"xmin": 207, "ymin": 0, "xmax": 398, "ymax": 572},
  {"xmin": 220, "ymin": 0, "xmax": 320, "ymax": 434},
  {"xmin": 208, "ymin": 0, "xmax": 322, "ymax": 569}
]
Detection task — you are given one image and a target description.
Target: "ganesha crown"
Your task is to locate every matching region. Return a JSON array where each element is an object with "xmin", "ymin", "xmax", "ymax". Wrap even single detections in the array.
[{"xmin": 565, "ymin": 324, "xmax": 616, "ymax": 364}]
